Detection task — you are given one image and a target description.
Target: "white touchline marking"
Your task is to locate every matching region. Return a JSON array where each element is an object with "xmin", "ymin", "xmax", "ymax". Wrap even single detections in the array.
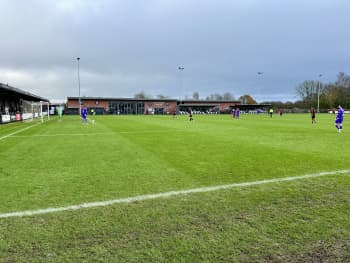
[
  {"xmin": 7, "ymin": 129, "xmax": 204, "ymax": 138},
  {"xmin": 10, "ymin": 132, "xmax": 116, "ymax": 137},
  {"xmin": 0, "ymin": 123, "xmax": 40, "ymax": 141},
  {"xmin": 0, "ymin": 169, "xmax": 349, "ymax": 219}
]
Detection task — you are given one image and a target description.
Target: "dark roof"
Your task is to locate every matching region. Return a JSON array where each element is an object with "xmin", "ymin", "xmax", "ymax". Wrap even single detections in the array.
[
  {"xmin": 68, "ymin": 97, "xmax": 242, "ymax": 104},
  {"xmin": 179, "ymin": 104, "xmax": 219, "ymax": 107},
  {"xmin": 182, "ymin": 100, "xmax": 241, "ymax": 104},
  {"xmin": 0, "ymin": 83, "xmax": 49, "ymax": 102},
  {"xmin": 67, "ymin": 96, "xmax": 177, "ymax": 102}
]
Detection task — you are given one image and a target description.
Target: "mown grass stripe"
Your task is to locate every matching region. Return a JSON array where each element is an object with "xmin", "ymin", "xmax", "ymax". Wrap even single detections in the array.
[
  {"xmin": 0, "ymin": 123, "xmax": 40, "ymax": 141},
  {"xmin": 1, "ymin": 169, "xmax": 349, "ymax": 219}
]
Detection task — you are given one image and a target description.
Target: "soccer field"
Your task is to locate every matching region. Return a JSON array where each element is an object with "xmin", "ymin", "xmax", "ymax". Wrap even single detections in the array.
[{"xmin": 0, "ymin": 114, "xmax": 349, "ymax": 261}]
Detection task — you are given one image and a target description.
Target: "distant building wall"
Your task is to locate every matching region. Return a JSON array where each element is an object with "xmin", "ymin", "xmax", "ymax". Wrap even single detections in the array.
[
  {"xmin": 82, "ymin": 99, "xmax": 109, "ymax": 111},
  {"xmin": 66, "ymin": 97, "xmax": 248, "ymax": 115},
  {"xmin": 67, "ymin": 99, "xmax": 108, "ymax": 110},
  {"xmin": 181, "ymin": 100, "xmax": 241, "ymax": 112},
  {"xmin": 144, "ymin": 101, "xmax": 177, "ymax": 114}
]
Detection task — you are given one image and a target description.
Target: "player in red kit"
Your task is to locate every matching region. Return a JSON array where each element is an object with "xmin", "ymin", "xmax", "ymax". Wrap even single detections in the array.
[{"xmin": 189, "ymin": 108, "xmax": 193, "ymax": 122}]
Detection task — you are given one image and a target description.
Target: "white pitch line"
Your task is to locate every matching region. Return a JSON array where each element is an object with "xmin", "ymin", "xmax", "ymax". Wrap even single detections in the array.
[
  {"xmin": 7, "ymin": 129, "xmax": 199, "ymax": 138},
  {"xmin": 10, "ymin": 132, "xmax": 116, "ymax": 137},
  {"xmin": 0, "ymin": 123, "xmax": 40, "ymax": 141},
  {"xmin": 0, "ymin": 169, "xmax": 349, "ymax": 219}
]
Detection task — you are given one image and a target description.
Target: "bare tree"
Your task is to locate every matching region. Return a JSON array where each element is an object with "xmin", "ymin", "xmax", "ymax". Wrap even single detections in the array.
[
  {"xmin": 323, "ymin": 84, "xmax": 350, "ymax": 108},
  {"xmin": 134, "ymin": 91, "xmax": 148, "ymax": 99},
  {"xmin": 156, "ymin": 94, "xmax": 168, "ymax": 99},
  {"xmin": 206, "ymin": 93, "xmax": 223, "ymax": 101},
  {"xmin": 239, "ymin": 94, "xmax": 257, "ymax": 104},
  {"xmin": 335, "ymin": 72, "xmax": 350, "ymax": 88},
  {"xmin": 296, "ymin": 80, "xmax": 321, "ymax": 102},
  {"xmin": 223, "ymin": 92, "xmax": 235, "ymax": 100}
]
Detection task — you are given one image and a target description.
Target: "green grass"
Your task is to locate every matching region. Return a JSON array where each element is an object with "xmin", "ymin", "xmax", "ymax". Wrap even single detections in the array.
[{"xmin": 0, "ymin": 114, "xmax": 349, "ymax": 262}]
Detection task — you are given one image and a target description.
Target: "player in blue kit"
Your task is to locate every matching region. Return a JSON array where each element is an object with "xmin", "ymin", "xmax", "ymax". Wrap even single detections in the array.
[
  {"xmin": 335, "ymin": 105, "xmax": 344, "ymax": 132},
  {"xmin": 235, "ymin": 108, "xmax": 240, "ymax": 119},
  {"xmin": 81, "ymin": 107, "xmax": 88, "ymax": 123},
  {"xmin": 231, "ymin": 108, "xmax": 236, "ymax": 119}
]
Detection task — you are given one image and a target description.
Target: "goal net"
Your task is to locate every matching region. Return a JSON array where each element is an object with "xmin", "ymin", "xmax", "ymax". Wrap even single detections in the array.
[{"xmin": 21, "ymin": 100, "xmax": 50, "ymax": 123}]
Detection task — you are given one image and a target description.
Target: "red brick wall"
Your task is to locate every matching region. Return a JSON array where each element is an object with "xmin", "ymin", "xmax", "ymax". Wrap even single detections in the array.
[
  {"xmin": 144, "ymin": 101, "xmax": 177, "ymax": 114},
  {"xmin": 67, "ymin": 99, "xmax": 109, "ymax": 110},
  {"xmin": 218, "ymin": 102, "xmax": 240, "ymax": 111},
  {"xmin": 67, "ymin": 98, "xmax": 178, "ymax": 114},
  {"xmin": 82, "ymin": 100, "xmax": 109, "ymax": 110},
  {"xmin": 67, "ymin": 99, "xmax": 80, "ymax": 108},
  {"xmin": 182, "ymin": 100, "xmax": 240, "ymax": 112}
]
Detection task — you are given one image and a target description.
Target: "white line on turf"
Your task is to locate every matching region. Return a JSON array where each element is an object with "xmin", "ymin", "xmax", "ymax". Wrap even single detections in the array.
[
  {"xmin": 9, "ymin": 132, "xmax": 115, "ymax": 137},
  {"xmin": 0, "ymin": 123, "xmax": 40, "ymax": 141},
  {"xmin": 0, "ymin": 169, "xmax": 349, "ymax": 219},
  {"xmin": 8, "ymin": 129, "xmax": 201, "ymax": 138}
]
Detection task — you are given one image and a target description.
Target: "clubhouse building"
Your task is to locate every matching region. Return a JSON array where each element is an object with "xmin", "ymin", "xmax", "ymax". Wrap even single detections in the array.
[
  {"xmin": 66, "ymin": 97, "xmax": 271, "ymax": 115},
  {"xmin": 0, "ymin": 81, "xmax": 271, "ymax": 124}
]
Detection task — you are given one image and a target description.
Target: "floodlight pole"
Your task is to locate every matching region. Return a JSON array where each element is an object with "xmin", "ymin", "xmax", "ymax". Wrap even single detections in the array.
[
  {"xmin": 77, "ymin": 57, "xmax": 81, "ymax": 116},
  {"xmin": 317, "ymin": 74, "xmax": 322, "ymax": 113},
  {"xmin": 40, "ymin": 101, "xmax": 43, "ymax": 123},
  {"xmin": 256, "ymin": 72, "xmax": 264, "ymax": 105},
  {"xmin": 178, "ymin": 66, "xmax": 185, "ymax": 114},
  {"xmin": 178, "ymin": 66, "xmax": 184, "ymax": 101}
]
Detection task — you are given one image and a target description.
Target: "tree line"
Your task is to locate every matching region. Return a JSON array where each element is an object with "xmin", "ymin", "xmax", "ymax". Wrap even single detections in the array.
[
  {"xmin": 260, "ymin": 72, "xmax": 350, "ymax": 111},
  {"xmin": 294, "ymin": 72, "xmax": 350, "ymax": 110},
  {"xmin": 134, "ymin": 72, "xmax": 350, "ymax": 110},
  {"xmin": 134, "ymin": 91, "xmax": 257, "ymax": 104}
]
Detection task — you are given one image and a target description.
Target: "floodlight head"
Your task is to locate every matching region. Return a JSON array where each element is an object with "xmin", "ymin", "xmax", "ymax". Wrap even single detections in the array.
[
  {"xmin": 257, "ymin": 72, "xmax": 263, "ymax": 75},
  {"xmin": 77, "ymin": 57, "xmax": 80, "ymax": 61}
]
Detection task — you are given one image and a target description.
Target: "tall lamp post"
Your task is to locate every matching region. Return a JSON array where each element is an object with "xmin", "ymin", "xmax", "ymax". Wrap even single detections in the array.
[
  {"xmin": 256, "ymin": 72, "xmax": 264, "ymax": 105},
  {"xmin": 77, "ymin": 57, "xmax": 81, "ymax": 116},
  {"xmin": 317, "ymin": 74, "xmax": 323, "ymax": 113},
  {"xmin": 178, "ymin": 66, "xmax": 184, "ymax": 101}
]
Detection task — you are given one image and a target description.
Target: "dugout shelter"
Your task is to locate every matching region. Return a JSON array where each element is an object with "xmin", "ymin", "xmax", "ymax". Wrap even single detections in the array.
[{"xmin": 0, "ymin": 83, "xmax": 49, "ymax": 123}]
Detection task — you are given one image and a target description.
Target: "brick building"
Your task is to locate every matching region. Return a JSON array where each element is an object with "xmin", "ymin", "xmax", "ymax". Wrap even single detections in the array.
[
  {"xmin": 178, "ymin": 100, "xmax": 241, "ymax": 113},
  {"xmin": 66, "ymin": 97, "xmax": 178, "ymax": 115},
  {"xmin": 66, "ymin": 97, "xmax": 244, "ymax": 115}
]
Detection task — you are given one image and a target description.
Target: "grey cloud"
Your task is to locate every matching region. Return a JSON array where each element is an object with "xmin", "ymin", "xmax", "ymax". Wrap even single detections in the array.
[{"xmin": 0, "ymin": 0, "xmax": 350, "ymax": 101}]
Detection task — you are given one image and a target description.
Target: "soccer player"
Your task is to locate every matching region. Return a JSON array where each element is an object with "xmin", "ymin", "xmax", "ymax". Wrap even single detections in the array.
[
  {"xmin": 189, "ymin": 108, "xmax": 193, "ymax": 122},
  {"xmin": 57, "ymin": 106, "xmax": 63, "ymax": 121},
  {"xmin": 311, "ymin": 108, "xmax": 316, "ymax": 124},
  {"xmin": 81, "ymin": 106, "xmax": 88, "ymax": 123},
  {"xmin": 231, "ymin": 108, "xmax": 236, "ymax": 118},
  {"xmin": 235, "ymin": 108, "xmax": 240, "ymax": 119},
  {"xmin": 335, "ymin": 105, "xmax": 344, "ymax": 132}
]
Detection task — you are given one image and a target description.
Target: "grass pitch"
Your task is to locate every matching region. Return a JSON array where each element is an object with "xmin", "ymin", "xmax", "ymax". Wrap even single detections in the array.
[{"xmin": 0, "ymin": 114, "xmax": 349, "ymax": 262}]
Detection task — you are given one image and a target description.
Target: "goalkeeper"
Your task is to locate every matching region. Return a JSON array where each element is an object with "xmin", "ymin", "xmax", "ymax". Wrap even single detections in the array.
[{"xmin": 57, "ymin": 106, "xmax": 63, "ymax": 121}]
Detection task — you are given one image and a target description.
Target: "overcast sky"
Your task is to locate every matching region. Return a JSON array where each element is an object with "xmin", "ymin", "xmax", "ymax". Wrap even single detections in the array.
[{"xmin": 1, "ymin": 0, "xmax": 349, "ymax": 102}]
